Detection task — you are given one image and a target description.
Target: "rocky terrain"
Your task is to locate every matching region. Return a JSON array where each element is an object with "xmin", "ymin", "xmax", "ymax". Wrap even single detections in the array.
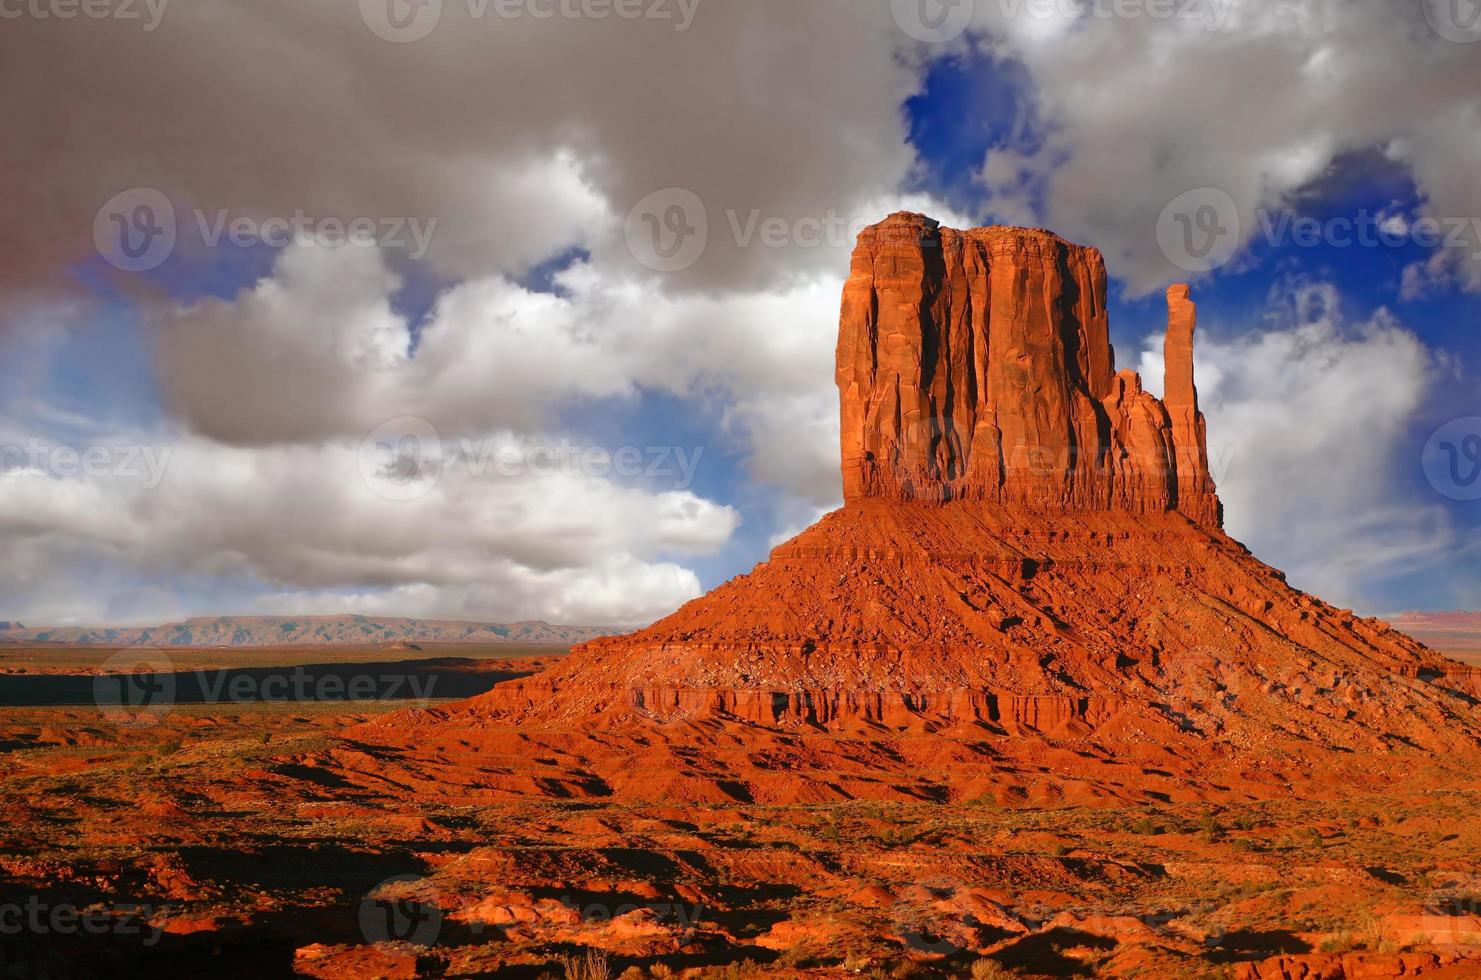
[
  {"xmin": 2, "ymin": 702, "xmax": 1479, "ymax": 978},
  {"xmin": 2, "ymin": 215, "xmax": 1478, "ymax": 978}
]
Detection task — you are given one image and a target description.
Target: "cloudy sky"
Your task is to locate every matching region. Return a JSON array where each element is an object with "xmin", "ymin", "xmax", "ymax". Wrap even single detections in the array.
[{"xmin": 2, "ymin": 0, "xmax": 1478, "ymax": 626}]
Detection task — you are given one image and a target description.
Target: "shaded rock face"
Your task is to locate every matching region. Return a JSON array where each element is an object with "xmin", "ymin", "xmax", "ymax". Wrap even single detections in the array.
[{"xmin": 837, "ymin": 213, "xmax": 1220, "ymax": 526}]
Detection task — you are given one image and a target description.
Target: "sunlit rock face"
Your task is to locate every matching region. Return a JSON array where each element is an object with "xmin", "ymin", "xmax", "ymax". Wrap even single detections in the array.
[{"xmin": 837, "ymin": 212, "xmax": 1218, "ymax": 527}]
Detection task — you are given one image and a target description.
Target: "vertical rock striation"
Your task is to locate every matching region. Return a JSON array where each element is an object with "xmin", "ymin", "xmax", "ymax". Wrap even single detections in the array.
[
  {"xmin": 1163, "ymin": 283, "xmax": 1222, "ymax": 527},
  {"xmin": 836, "ymin": 212, "xmax": 1221, "ymax": 527}
]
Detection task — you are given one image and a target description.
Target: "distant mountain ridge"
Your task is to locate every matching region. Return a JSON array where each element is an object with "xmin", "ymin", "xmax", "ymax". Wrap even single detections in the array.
[
  {"xmin": 0, "ymin": 616, "xmax": 625, "ymax": 648},
  {"xmin": 1391, "ymin": 610, "xmax": 1481, "ymax": 651}
]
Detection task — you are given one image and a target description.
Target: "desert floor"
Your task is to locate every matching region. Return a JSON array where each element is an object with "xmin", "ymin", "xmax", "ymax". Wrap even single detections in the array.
[{"xmin": 0, "ymin": 647, "xmax": 1478, "ymax": 979}]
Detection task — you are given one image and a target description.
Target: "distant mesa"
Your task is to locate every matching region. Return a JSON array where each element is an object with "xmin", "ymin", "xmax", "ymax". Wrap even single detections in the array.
[
  {"xmin": 345, "ymin": 213, "xmax": 1480, "ymax": 805},
  {"xmin": 1390, "ymin": 610, "xmax": 1481, "ymax": 653},
  {"xmin": 0, "ymin": 616, "xmax": 624, "ymax": 648}
]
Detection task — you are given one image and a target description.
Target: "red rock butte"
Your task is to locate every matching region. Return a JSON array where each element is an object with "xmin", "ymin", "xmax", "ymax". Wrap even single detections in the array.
[
  {"xmin": 348, "ymin": 214, "xmax": 1480, "ymax": 806},
  {"xmin": 838, "ymin": 215, "xmax": 1219, "ymax": 528}
]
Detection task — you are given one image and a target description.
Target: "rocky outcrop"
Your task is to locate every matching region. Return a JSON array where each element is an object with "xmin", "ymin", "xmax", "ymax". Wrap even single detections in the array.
[
  {"xmin": 837, "ymin": 212, "xmax": 1220, "ymax": 527},
  {"xmin": 1164, "ymin": 283, "xmax": 1221, "ymax": 526},
  {"xmin": 380, "ymin": 212, "xmax": 1480, "ymax": 806}
]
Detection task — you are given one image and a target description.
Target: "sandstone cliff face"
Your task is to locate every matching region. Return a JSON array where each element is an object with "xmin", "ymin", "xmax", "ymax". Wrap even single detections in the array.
[{"xmin": 837, "ymin": 212, "xmax": 1220, "ymax": 526}]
